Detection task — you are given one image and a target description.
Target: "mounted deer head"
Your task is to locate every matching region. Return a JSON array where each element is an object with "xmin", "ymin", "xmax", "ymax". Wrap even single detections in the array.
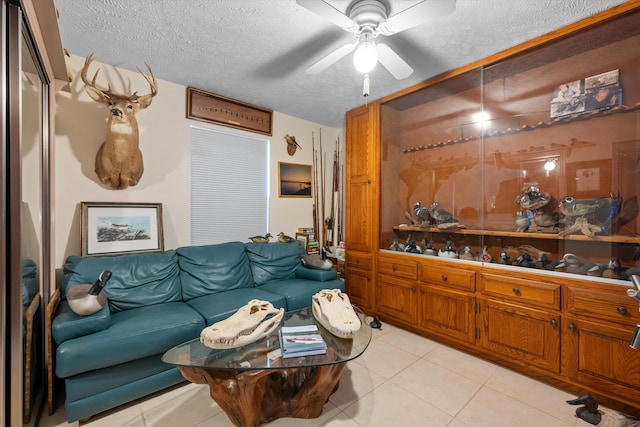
[{"xmin": 81, "ymin": 53, "xmax": 158, "ymax": 189}]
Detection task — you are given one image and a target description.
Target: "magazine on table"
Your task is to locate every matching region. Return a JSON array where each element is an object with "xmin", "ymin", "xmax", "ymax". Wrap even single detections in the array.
[{"xmin": 278, "ymin": 324, "xmax": 327, "ymax": 358}]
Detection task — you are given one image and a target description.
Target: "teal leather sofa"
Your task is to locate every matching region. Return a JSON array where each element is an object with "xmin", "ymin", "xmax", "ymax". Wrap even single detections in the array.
[{"xmin": 51, "ymin": 241, "xmax": 342, "ymax": 422}]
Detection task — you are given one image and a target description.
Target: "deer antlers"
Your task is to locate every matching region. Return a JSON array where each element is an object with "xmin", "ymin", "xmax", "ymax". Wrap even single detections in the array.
[{"xmin": 80, "ymin": 52, "xmax": 157, "ymax": 102}]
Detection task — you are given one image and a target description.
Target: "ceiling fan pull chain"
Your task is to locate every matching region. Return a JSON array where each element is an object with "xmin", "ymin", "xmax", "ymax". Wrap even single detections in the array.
[{"xmin": 363, "ymin": 74, "xmax": 370, "ymax": 99}]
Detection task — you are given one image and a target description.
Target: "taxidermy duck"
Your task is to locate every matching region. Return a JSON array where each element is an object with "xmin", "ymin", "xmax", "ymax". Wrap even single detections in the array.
[
  {"xmin": 277, "ymin": 232, "xmax": 296, "ymax": 243},
  {"xmin": 284, "ymin": 134, "xmax": 302, "ymax": 156},
  {"xmin": 67, "ymin": 270, "xmax": 112, "ymax": 316},
  {"xmin": 430, "ymin": 202, "xmax": 457, "ymax": 225},
  {"xmin": 532, "ymin": 208, "xmax": 564, "ymax": 228},
  {"xmin": 423, "ymin": 240, "xmax": 438, "ymax": 256},
  {"xmin": 602, "ymin": 257, "xmax": 626, "ymax": 280},
  {"xmin": 413, "ymin": 201, "xmax": 432, "ymax": 225},
  {"xmin": 567, "ymin": 394, "xmax": 640, "ymax": 426},
  {"xmin": 389, "ymin": 239, "xmax": 405, "ymax": 252},
  {"xmin": 248, "ymin": 233, "xmax": 272, "ymax": 244},
  {"xmin": 559, "ymin": 196, "xmax": 607, "ymax": 218}
]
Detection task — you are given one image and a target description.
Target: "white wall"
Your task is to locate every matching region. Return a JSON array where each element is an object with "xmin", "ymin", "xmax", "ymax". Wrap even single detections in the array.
[{"xmin": 54, "ymin": 54, "xmax": 344, "ymax": 269}]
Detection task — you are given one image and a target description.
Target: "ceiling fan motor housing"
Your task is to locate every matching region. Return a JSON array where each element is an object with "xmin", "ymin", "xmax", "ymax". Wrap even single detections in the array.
[{"xmin": 348, "ymin": 0, "xmax": 388, "ymax": 33}]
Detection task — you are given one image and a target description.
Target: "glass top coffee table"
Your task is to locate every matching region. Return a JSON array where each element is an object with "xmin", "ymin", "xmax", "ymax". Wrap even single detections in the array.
[{"xmin": 162, "ymin": 306, "xmax": 371, "ymax": 427}]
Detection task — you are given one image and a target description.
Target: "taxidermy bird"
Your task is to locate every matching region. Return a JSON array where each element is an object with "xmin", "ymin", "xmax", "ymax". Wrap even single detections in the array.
[
  {"xmin": 248, "ymin": 233, "xmax": 271, "ymax": 244},
  {"xmin": 532, "ymin": 208, "xmax": 564, "ymax": 228},
  {"xmin": 277, "ymin": 232, "xmax": 295, "ymax": 243},
  {"xmin": 413, "ymin": 201, "xmax": 432, "ymax": 225},
  {"xmin": 567, "ymin": 394, "xmax": 640, "ymax": 426},
  {"xmin": 430, "ymin": 202, "xmax": 457, "ymax": 225},
  {"xmin": 284, "ymin": 134, "xmax": 302, "ymax": 156},
  {"xmin": 559, "ymin": 196, "xmax": 607, "ymax": 218},
  {"xmin": 67, "ymin": 270, "xmax": 112, "ymax": 316}
]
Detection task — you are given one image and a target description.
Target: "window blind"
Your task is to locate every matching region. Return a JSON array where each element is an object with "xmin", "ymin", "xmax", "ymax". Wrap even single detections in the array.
[{"xmin": 190, "ymin": 126, "xmax": 269, "ymax": 245}]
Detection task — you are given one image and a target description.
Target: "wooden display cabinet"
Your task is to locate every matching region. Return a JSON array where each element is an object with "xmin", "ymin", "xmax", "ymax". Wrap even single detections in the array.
[{"xmin": 344, "ymin": 3, "xmax": 640, "ymax": 416}]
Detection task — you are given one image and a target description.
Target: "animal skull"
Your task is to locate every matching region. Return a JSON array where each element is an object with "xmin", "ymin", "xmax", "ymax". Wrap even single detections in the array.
[
  {"xmin": 200, "ymin": 299, "xmax": 284, "ymax": 349},
  {"xmin": 312, "ymin": 289, "xmax": 361, "ymax": 339}
]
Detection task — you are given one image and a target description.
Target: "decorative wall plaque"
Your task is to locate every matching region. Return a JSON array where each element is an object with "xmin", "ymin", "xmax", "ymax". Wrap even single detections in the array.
[{"xmin": 187, "ymin": 87, "xmax": 273, "ymax": 135}]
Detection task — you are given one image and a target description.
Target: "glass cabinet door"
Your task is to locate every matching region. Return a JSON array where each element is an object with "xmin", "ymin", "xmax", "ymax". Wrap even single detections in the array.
[{"xmin": 379, "ymin": 9, "xmax": 639, "ymax": 282}]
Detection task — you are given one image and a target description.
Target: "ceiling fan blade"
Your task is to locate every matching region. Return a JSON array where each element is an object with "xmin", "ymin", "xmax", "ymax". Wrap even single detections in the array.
[
  {"xmin": 305, "ymin": 43, "xmax": 356, "ymax": 74},
  {"xmin": 375, "ymin": 43, "xmax": 413, "ymax": 80},
  {"xmin": 297, "ymin": 0, "xmax": 358, "ymax": 31},
  {"xmin": 380, "ymin": 0, "xmax": 456, "ymax": 35}
]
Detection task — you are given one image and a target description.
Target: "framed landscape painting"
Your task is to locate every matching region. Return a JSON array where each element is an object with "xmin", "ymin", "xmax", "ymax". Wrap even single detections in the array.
[
  {"xmin": 81, "ymin": 202, "xmax": 164, "ymax": 257},
  {"xmin": 278, "ymin": 162, "xmax": 312, "ymax": 198}
]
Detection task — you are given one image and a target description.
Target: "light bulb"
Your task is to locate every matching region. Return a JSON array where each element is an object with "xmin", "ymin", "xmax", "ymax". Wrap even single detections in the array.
[
  {"xmin": 544, "ymin": 159, "xmax": 557, "ymax": 171},
  {"xmin": 353, "ymin": 31, "xmax": 377, "ymax": 73}
]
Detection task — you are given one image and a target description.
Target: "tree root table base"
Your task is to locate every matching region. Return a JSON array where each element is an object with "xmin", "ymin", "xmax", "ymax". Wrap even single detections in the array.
[{"xmin": 179, "ymin": 363, "xmax": 346, "ymax": 427}]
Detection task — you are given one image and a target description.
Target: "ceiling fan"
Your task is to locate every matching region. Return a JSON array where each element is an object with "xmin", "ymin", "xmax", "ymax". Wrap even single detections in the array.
[{"xmin": 298, "ymin": 0, "xmax": 456, "ymax": 80}]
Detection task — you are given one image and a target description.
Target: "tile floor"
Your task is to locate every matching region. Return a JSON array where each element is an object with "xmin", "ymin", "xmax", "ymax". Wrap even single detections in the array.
[{"xmin": 40, "ymin": 323, "xmax": 596, "ymax": 427}]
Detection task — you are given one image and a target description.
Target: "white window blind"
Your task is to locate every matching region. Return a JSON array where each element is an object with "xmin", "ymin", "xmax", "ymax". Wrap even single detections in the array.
[{"xmin": 190, "ymin": 126, "xmax": 269, "ymax": 245}]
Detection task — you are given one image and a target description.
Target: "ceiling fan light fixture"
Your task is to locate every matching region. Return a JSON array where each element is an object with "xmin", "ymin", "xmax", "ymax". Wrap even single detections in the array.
[{"xmin": 353, "ymin": 29, "xmax": 377, "ymax": 73}]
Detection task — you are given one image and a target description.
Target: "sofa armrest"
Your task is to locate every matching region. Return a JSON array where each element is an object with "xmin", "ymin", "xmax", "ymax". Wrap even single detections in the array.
[
  {"xmin": 51, "ymin": 301, "xmax": 111, "ymax": 344},
  {"xmin": 295, "ymin": 266, "xmax": 337, "ymax": 282}
]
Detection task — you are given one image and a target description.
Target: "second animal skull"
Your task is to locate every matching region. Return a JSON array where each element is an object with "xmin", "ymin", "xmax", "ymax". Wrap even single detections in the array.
[{"xmin": 81, "ymin": 53, "xmax": 158, "ymax": 189}]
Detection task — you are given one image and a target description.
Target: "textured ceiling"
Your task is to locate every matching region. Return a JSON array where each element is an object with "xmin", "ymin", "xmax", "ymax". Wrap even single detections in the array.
[{"xmin": 54, "ymin": 0, "xmax": 627, "ymax": 128}]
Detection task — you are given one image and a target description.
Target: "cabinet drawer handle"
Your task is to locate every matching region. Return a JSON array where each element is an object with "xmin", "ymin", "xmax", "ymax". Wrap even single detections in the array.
[
  {"xmin": 512, "ymin": 287, "xmax": 520, "ymax": 295},
  {"xmin": 568, "ymin": 324, "xmax": 576, "ymax": 332},
  {"xmin": 420, "ymin": 289, "xmax": 425, "ymax": 295},
  {"xmin": 617, "ymin": 306, "xmax": 628, "ymax": 315},
  {"xmin": 355, "ymin": 259, "xmax": 360, "ymax": 264},
  {"xmin": 441, "ymin": 274, "xmax": 448, "ymax": 282},
  {"xmin": 392, "ymin": 265, "xmax": 397, "ymax": 271},
  {"xmin": 550, "ymin": 319, "xmax": 558, "ymax": 328},
  {"xmin": 411, "ymin": 287, "xmax": 416, "ymax": 293}
]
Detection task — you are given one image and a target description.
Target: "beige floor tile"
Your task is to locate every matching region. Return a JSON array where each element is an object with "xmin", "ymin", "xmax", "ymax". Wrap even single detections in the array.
[
  {"xmin": 77, "ymin": 403, "xmax": 143, "ymax": 427},
  {"xmin": 378, "ymin": 327, "xmax": 442, "ymax": 357},
  {"xmin": 343, "ymin": 381, "xmax": 452, "ymax": 427},
  {"xmin": 422, "ymin": 344, "xmax": 500, "ymax": 384},
  {"xmin": 319, "ymin": 412, "xmax": 363, "ymax": 427},
  {"xmin": 391, "ymin": 358, "xmax": 482, "ymax": 416},
  {"xmin": 446, "ymin": 419, "xmax": 470, "ymax": 427},
  {"xmin": 352, "ymin": 339, "xmax": 419, "ymax": 379},
  {"xmin": 329, "ymin": 361, "xmax": 386, "ymax": 410},
  {"xmin": 142, "ymin": 382, "xmax": 222, "ymax": 427},
  {"xmin": 456, "ymin": 387, "xmax": 573, "ymax": 427},
  {"xmin": 37, "ymin": 408, "xmax": 78, "ymax": 427},
  {"xmin": 262, "ymin": 402, "xmax": 341, "ymax": 427},
  {"xmin": 484, "ymin": 366, "xmax": 579, "ymax": 425}
]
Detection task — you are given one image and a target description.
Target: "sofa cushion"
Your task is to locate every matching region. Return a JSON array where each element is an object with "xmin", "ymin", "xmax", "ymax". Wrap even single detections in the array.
[
  {"xmin": 56, "ymin": 302, "xmax": 203, "ymax": 378},
  {"xmin": 295, "ymin": 265, "xmax": 338, "ymax": 281},
  {"xmin": 52, "ymin": 301, "xmax": 111, "ymax": 344},
  {"xmin": 22, "ymin": 258, "xmax": 38, "ymax": 308},
  {"xmin": 63, "ymin": 251, "xmax": 182, "ymax": 312},
  {"xmin": 245, "ymin": 241, "xmax": 305, "ymax": 285},
  {"xmin": 185, "ymin": 287, "xmax": 286, "ymax": 325},
  {"xmin": 258, "ymin": 278, "xmax": 345, "ymax": 311},
  {"xmin": 177, "ymin": 241, "xmax": 254, "ymax": 300}
]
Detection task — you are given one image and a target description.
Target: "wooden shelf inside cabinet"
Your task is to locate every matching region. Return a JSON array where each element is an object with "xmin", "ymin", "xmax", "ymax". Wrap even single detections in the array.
[{"xmin": 392, "ymin": 226, "xmax": 640, "ymax": 244}]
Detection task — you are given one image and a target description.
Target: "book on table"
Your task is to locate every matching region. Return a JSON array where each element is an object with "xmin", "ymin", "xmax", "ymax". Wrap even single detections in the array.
[{"xmin": 278, "ymin": 325, "xmax": 327, "ymax": 358}]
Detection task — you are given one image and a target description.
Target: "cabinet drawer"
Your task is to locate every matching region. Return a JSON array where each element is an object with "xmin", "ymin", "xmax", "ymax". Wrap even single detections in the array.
[
  {"xmin": 480, "ymin": 273, "xmax": 560, "ymax": 310},
  {"xmin": 421, "ymin": 265, "xmax": 475, "ymax": 292},
  {"xmin": 566, "ymin": 285, "xmax": 640, "ymax": 325},
  {"xmin": 346, "ymin": 252, "xmax": 373, "ymax": 270},
  {"xmin": 378, "ymin": 257, "xmax": 417, "ymax": 280}
]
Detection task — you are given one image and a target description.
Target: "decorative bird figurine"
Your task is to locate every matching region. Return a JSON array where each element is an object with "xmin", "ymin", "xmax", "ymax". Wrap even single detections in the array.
[
  {"xmin": 559, "ymin": 196, "xmax": 607, "ymax": 218},
  {"xmin": 67, "ymin": 270, "xmax": 112, "ymax": 316},
  {"xmin": 277, "ymin": 232, "xmax": 295, "ymax": 243},
  {"xmin": 430, "ymin": 202, "xmax": 457, "ymax": 225},
  {"xmin": 567, "ymin": 394, "xmax": 640, "ymax": 426},
  {"xmin": 284, "ymin": 134, "xmax": 302, "ymax": 156},
  {"xmin": 438, "ymin": 240, "xmax": 458, "ymax": 258},
  {"xmin": 248, "ymin": 233, "xmax": 272, "ymax": 244},
  {"xmin": 413, "ymin": 202, "xmax": 432, "ymax": 226}
]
